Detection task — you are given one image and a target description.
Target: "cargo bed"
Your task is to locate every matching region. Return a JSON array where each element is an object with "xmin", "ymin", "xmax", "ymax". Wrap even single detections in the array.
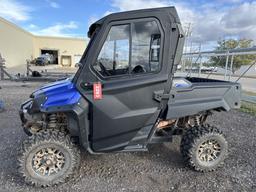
[{"xmin": 164, "ymin": 77, "xmax": 241, "ymax": 119}]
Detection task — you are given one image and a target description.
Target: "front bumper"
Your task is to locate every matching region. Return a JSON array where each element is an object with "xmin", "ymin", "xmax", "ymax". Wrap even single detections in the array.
[
  {"xmin": 19, "ymin": 99, "xmax": 33, "ymax": 123},
  {"xmin": 19, "ymin": 99, "xmax": 34, "ymax": 135}
]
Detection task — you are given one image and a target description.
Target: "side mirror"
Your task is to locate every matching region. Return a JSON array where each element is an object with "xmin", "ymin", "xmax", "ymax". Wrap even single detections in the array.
[{"xmin": 75, "ymin": 62, "xmax": 83, "ymax": 68}]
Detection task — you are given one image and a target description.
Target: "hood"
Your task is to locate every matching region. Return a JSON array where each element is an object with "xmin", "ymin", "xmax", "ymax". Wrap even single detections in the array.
[
  {"xmin": 32, "ymin": 78, "xmax": 72, "ymax": 95},
  {"xmin": 39, "ymin": 78, "xmax": 70, "ymax": 90},
  {"xmin": 31, "ymin": 78, "xmax": 81, "ymax": 112}
]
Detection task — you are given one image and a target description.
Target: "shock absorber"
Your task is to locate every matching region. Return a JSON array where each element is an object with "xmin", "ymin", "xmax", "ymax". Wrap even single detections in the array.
[
  {"xmin": 194, "ymin": 115, "xmax": 200, "ymax": 126},
  {"xmin": 48, "ymin": 114, "xmax": 57, "ymax": 129}
]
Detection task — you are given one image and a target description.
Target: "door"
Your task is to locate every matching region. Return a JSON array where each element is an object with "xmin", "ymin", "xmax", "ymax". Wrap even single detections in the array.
[
  {"xmin": 75, "ymin": 9, "xmax": 181, "ymax": 152},
  {"xmin": 41, "ymin": 50, "xmax": 58, "ymax": 64},
  {"xmin": 61, "ymin": 55, "xmax": 71, "ymax": 67}
]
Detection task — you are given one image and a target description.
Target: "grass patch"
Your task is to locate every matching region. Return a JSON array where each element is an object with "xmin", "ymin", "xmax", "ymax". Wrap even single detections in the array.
[
  {"xmin": 240, "ymin": 101, "xmax": 256, "ymax": 116},
  {"xmin": 243, "ymin": 91, "xmax": 256, "ymax": 96}
]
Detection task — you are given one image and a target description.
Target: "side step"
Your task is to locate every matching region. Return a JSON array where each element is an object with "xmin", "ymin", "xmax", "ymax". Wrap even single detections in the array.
[
  {"xmin": 149, "ymin": 135, "xmax": 172, "ymax": 143},
  {"xmin": 122, "ymin": 144, "xmax": 148, "ymax": 152}
]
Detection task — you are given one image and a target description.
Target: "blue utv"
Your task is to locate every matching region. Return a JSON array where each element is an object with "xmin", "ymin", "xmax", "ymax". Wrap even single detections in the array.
[{"xmin": 18, "ymin": 7, "xmax": 241, "ymax": 187}]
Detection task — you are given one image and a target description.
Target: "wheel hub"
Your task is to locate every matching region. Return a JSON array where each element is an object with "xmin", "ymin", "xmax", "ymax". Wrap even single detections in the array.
[
  {"xmin": 32, "ymin": 147, "xmax": 65, "ymax": 176},
  {"xmin": 197, "ymin": 139, "xmax": 221, "ymax": 163}
]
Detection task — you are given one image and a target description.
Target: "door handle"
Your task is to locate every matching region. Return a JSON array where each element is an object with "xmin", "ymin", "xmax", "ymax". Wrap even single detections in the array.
[
  {"xmin": 80, "ymin": 82, "xmax": 104, "ymax": 90},
  {"xmin": 80, "ymin": 82, "xmax": 93, "ymax": 90}
]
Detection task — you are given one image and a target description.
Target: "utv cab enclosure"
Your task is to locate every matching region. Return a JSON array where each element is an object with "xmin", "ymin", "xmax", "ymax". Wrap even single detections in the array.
[{"xmin": 18, "ymin": 7, "xmax": 241, "ymax": 187}]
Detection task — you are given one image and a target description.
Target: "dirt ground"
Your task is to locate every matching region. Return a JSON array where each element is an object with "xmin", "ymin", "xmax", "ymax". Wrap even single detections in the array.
[{"xmin": 0, "ymin": 81, "xmax": 255, "ymax": 192}]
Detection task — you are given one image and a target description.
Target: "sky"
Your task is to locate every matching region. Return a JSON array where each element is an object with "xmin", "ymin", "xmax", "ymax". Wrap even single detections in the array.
[{"xmin": 1, "ymin": 0, "xmax": 256, "ymax": 50}]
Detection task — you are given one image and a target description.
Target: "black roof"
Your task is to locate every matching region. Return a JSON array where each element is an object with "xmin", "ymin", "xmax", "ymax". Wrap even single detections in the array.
[{"xmin": 88, "ymin": 7, "xmax": 180, "ymax": 38}]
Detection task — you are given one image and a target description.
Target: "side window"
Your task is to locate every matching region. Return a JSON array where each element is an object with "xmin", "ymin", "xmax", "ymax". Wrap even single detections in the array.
[
  {"xmin": 131, "ymin": 21, "xmax": 161, "ymax": 74},
  {"xmin": 93, "ymin": 20, "xmax": 161, "ymax": 77},
  {"xmin": 94, "ymin": 24, "xmax": 130, "ymax": 76}
]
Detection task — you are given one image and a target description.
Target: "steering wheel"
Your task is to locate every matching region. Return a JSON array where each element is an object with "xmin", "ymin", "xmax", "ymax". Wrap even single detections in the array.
[
  {"xmin": 131, "ymin": 65, "xmax": 146, "ymax": 74},
  {"xmin": 98, "ymin": 62, "xmax": 111, "ymax": 76}
]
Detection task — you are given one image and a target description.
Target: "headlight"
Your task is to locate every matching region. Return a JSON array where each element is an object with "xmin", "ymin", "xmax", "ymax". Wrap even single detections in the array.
[{"xmin": 21, "ymin": 99, "xmax": 33, "ymax": 111}]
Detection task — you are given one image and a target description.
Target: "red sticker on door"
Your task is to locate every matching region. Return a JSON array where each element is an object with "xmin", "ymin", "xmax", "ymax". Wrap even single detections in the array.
[{"xmin": 93, "ymin": 82, "xmax": 103, "ymax": 100}]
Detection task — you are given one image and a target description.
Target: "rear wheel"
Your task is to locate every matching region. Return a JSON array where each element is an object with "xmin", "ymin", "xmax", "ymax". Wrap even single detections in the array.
[
  {"xmin": 180, "ymin": 124, "xmax": 228, "ymax": 172},
  {"xmin": 18, "ymin": 130, "xmax": 80, "ymax": 187}
]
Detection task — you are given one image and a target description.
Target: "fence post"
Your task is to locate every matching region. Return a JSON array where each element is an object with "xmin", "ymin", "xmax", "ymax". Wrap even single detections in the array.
[
  {"xmin": 224, "ymin": 52, "xmax": 229, "ymax": 80},
  {"xmin": 27, "ymin": 60, "xmax": 29, "ymax": 77},
  {"xmin": 229, "ymin": 55, "xmax": 234, "ymax": 81},
  {"xmin": 0, "ymin": 54, "xmax": 5, "ymax": 80},
  {"xmin": 198, "ymin": 55, "xmax": 202, "ymax": 77}
]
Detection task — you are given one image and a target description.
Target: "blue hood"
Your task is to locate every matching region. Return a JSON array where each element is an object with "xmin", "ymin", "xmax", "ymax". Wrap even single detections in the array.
[{"xmin": 33, "ymin": 78, "xmax": 81, "ymax": 111}]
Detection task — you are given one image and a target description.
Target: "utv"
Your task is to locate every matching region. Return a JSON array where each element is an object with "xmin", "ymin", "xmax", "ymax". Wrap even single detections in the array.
[{"xmin": 18, "ymin": 7, "xmax": 241, "ymax": 186}]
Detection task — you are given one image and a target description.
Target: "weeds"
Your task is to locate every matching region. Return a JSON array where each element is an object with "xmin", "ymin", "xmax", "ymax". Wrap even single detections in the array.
[{"xmin": 240, "ymin": 101, "xmax": 256, "ymax": 116}]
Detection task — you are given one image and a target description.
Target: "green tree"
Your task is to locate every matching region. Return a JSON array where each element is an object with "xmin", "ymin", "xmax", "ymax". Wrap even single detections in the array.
[{"xmin": 210, "ymin": 39, "xmax": 256, "ymax": 73}]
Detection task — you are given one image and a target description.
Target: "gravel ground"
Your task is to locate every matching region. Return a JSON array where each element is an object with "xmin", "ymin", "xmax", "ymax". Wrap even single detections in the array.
[{"xmin": 0, "ymin": 81, "xmax": 255, "ymax": 192}]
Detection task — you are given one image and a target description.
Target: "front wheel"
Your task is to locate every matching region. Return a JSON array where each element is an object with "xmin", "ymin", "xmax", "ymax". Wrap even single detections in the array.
[
  {"xmin": 18, "ymin": 130, "xmax": 80, "ymax": 187},
  {"xmin": 180, "ymin": 124, "xmax": 228, "ymax": 172}
]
